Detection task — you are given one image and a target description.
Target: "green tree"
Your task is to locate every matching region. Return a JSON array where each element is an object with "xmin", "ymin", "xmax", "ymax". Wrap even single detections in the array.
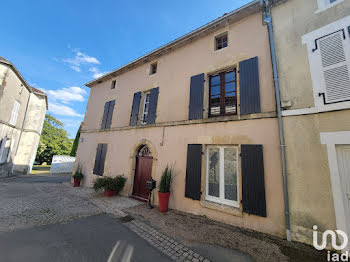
[
  {"xmin": 70, "ymin": 126, "xmax": 81, "ymax": 157},
  {"xmin": 36, "ymin": 114, "xmax": 73, "ymax": 164}
]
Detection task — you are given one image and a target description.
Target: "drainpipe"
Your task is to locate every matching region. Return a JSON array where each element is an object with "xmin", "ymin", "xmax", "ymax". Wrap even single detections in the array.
[{"xmin": 260, "ymin": 0, "xmax": 291, "ymax": 241}]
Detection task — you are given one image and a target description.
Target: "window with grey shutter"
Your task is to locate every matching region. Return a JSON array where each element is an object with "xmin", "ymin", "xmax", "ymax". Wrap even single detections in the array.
[
  {"xmin": 146, "ymin": 87, "xmax": 159, "ymax": 124},
  {"xmin": 129, "ymin": 92, "xmax": 142, "ymax": 126},
  {"xmin": 93, "ymin": 143, "xmax": 107, "ymax": 176},
  {"xmin": 185, "ymin": 144, "xmax": 202, "ymax": 200},
  {"xmin": 239, "ymin": 57, "xmax": 261, "ymax": 115},
  {"xmin": 188, "ymin": 73, "xmax": 204, "ymax": 120},
  {"xmin": 101, "ymin": 100, "xmax": 115, "ymax": 129},
  {"xmin": 105, "ymin": 100, "xmax": 115, "ymax": 129},
  {"xmin": 316, "ymin": 30, "xmax": 350, "ymax": 104},
  {"xmin": 241, "ymin": 144, "xmax": 266, "ymax": 217}
]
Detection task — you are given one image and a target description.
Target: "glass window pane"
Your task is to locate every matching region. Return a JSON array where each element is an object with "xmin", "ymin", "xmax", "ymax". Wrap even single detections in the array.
[
  {"xmin": 208, "ymin": 148, "xmax": 220, "ymax": 197},
  {"xmin": 210, "ymin": 105, "xmax": 220, "ymax": 116},
  {"xmin": 224, "ymin": 147, "xmax": 238, "ymax": 201},
  {"xmin": 211, "ymin": 75, "xmax": 220, "ymax": 86},
  {"xmin": 225, "ymin": 81, "xmax": 235, "ymax": 93},
  {"xmin": 225, "ymin": 71, "xmax": 235, "ymax": 83},
  {"xmin": 145, "ymin": 93, "xmax": 150, "ymax": 103},
  {"xmin": 144, "ymin": 103, "xmax": 149, "ymax": 113},
  {"xmin": 211, "ymin": 85, "xmax": 220, "ymax": 96}
]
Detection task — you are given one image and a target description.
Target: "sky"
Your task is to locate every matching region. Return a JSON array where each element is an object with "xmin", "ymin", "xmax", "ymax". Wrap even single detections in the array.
[{"xmin": 1, "ymin": 0, "xmax": 252, "ymax": 138}]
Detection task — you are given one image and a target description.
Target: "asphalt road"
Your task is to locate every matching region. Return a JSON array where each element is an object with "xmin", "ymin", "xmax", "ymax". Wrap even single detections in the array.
[{"xmin": 0, "ymin": 213, "xmax": 171, "ymax": 262}]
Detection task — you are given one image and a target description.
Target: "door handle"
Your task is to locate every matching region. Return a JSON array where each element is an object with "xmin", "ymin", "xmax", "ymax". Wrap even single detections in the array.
[{"xmin": 347, "ymin": 193, "xmax": 350, "ymax": 200}]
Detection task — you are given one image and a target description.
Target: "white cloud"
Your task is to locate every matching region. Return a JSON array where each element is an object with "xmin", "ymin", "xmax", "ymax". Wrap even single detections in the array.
[
  {"xmin": 49, "ymin": 103, "xmax": 84, "ymax": 117},
  {"xmin": 64, "ymin": 50, "xmax": 100, "ymax": 72},
  {"xmin": 89, "ymin": 67, "xmax": 108, "ymax": 79},
  {"xmin": 71, "ymin": 66, "xmax": 81, "ymax": 72},
  {"xmin": 46, "ymin": 86, "xmax": 87, "ymax": 104}
]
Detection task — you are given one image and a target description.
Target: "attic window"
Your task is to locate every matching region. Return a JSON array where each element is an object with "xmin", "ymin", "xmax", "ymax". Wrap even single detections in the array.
[
  {"xmin": 215, "ymin": 34, "xmax": 228, "ymax": 51},
  {"xmin": 111, "ymin": 80, "xmax": 117, "ymax": 89},
  {"xmin": 150, "ymin": 63, "xmax": 157, "ymax": 75}
]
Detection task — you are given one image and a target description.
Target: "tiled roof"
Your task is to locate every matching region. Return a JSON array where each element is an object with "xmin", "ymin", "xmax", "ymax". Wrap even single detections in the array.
[{"xmin": 31, "ymin": 87, "xmax": 46, "ymax": 95}]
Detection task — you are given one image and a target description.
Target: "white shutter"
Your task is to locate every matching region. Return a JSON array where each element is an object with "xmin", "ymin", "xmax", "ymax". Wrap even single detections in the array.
[
  {"xmin": 10, "ymin": 101, "xmax": 20, "ymax": 125},
  {"xmin": 318, "ymin": 31, "xmax": 350, "ymax": 103}
]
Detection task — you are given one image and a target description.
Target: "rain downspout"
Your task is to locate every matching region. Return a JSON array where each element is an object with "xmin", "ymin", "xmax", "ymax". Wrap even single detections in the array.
[{"xmin": 260, "ymin": 0, "xmax": 291, "ymax": 241}]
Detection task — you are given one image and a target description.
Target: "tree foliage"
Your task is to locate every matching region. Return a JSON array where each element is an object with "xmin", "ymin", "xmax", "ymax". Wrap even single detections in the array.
[
  {"xmin": 35, "ymin": 114, "xmax": 73, "ymax": 164},
  {"xmin": 70, "ymin": 127, "xmax": 80, "ymax": 157}
]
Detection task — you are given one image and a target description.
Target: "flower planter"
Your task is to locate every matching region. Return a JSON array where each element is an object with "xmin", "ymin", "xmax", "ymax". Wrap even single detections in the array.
[
  {"xmin": 104, "ymin": 190, "xmax": 117, "ymax": 197},
  {"xmin": 73, "ymin": 178, "xmax": 81, "ymax": 187},
  {"xmin": 158, "ymin": 192, "xmax": 170, "ymax": 212}
]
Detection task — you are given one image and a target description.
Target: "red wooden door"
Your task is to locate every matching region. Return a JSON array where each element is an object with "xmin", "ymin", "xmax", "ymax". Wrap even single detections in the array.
[{"xmin": 132, "ymin": 156, "xmax": 153, "ymax": 200}]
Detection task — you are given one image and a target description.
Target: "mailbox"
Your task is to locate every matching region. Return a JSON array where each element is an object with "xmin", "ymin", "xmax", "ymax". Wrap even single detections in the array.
[{"xmin": 146, "ymin": 178, "xmax": 156, "ymax": 191}]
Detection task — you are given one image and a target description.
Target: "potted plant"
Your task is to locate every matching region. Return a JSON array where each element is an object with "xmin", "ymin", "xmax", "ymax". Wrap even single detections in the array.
[
  {"xmin": 158, "ymin": 165, "xmax": 173, "ymax": 212},
  {"xmin": 72, "ymin": 165, "xmax": 84, "ymax": 187},
  {"xmin": 93, "ymin": 175, "xmax": 126, "ymax": 197}
]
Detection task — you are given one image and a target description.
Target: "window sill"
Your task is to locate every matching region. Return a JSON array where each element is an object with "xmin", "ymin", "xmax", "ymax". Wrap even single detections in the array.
[{"xmin": 200, "ymin": 199, "xmax": 243, "ymax": 217}]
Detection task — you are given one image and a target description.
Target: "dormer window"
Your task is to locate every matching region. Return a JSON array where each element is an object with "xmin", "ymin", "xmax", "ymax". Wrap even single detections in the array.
[
  {"xmin": 150, "ymin": 63, "xmax": 157, "ymax": 75},
  {"xmin": 111, "ymin": 80, "xmax": 117, "ymax": 89},
  {"xmin": 215, "ymin": 33, "xmax": 228, "ymax": 51}
]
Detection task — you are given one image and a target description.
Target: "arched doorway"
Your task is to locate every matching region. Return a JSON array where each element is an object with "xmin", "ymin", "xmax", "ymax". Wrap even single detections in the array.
[{"xmin": 132, "ymin": 145, "xmax": 153, "ymax": 201}]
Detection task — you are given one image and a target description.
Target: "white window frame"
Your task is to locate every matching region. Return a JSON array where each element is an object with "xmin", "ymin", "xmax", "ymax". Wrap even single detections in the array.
[
  {"xmin": 205, "ymin": 145, "xmax": 239, "ymax": 208},
  {"xmin": 142, "ymin": 92, "xmax": 150, "ymax": 124},
  {"xmin": 316, "ymin": 0, "xmax": 344, "ymax": 13},
  {"xmin": 320, "ymin": 131, "xmax": 350, "ymax": 252},
  {"xmin": 301, "ymin": 16, "xmax": 350, "ymax": 113},
  {"xmin": 9, "ymin": 101, "xmax": 20, "ymax": 126}
]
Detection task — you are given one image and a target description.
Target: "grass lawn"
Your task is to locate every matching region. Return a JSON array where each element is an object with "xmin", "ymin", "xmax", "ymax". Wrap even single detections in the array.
[{"xmin": 30, "ymin": 165, "xmax": 51, "ymax": 175}]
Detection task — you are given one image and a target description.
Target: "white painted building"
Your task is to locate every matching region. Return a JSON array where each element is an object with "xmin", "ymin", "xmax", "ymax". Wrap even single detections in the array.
[{"xmin": 0, "ymin": 57, "xmax": 47, "ymax": 177}]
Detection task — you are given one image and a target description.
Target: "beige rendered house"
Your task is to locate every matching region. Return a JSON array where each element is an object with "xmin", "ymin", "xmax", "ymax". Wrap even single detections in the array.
[
  {"xmin": 0, "ymin": 57, "xmax": 47, "ymax": 177},
  {"xmin": 75, "ymin": 1, "xmax": 288, "ymax": 238},
  {"xmin": 270, "ymin": 0, "xmax": 350, "ymax": 249}
]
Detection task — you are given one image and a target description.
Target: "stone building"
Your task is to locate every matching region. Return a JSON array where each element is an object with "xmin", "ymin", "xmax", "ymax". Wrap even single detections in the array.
[
  {"xmin": 270, "ymin": 0, "xmax": 350, "ymax": 250},
  {"xmin": 0, "ymin": 57, "xmax": 47, "ymax": 177},
  {"xmin": 75, "ymin": 0, "xmax": 288, "ymax": 238}
]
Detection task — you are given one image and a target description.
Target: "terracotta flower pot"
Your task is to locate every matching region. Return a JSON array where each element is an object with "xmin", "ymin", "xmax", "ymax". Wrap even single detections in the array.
[
  {"xmin": 73, "ymin": 178, "xmax": 81, "ymax": 187},
  {"xmin": 104, "ymin": 190, "xmax": 117, "ymax": 197},
  {"xmin": 158, "ymin": 192, "xmax": 170, "ymax": 212}
]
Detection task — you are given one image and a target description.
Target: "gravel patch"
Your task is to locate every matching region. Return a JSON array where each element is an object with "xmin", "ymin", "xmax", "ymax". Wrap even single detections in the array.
[{"xmin": 124, "ymin": 205, "xmax": 328, "ymax": 262}]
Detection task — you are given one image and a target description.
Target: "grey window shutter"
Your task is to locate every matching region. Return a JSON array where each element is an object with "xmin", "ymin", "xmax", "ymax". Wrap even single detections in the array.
[
  {"xmin": 239, "ymin": 57, "xmax": 261, "ymax": 115},
  {"xmin": 93, "ymin": 144, "xmax": 103, "ymax": 175},
  {"xmin": 185, "ymin": 144, "xmax": 202, "ymax": 200},
  {"xmin": 101, "ymin": 102, "xmax": 110, "ymax": 129},
  {"xmin": 241, "ymin": 144, "xmax": 266, "ymax": 217},
  {"xmin": 147, "ymin": 87, "xmax": 159, "ymax": 124},
  {"xmin": 105, "ymin": 100, "xmax": 115, "ymax": 129},
  {"xmin": 99, "ymin": 144, "xmax": 108, "ymax": 176},
  {"xmin": 129, "ymin": 92, "xmax": 142, "ymax": 126},
  {"xmin": 188, "ymin": 73, "xmax": 204, "ymax": 120}
]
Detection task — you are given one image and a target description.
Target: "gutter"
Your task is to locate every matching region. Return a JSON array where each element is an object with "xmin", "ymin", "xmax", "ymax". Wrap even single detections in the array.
[{"xmin": 260, "ymin": 0, "xmax": 291, "ymax": 241}]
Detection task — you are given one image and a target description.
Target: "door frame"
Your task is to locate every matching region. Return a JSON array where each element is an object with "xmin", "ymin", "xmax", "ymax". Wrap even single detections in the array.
[
  {"xmin": 321, "ymin": 131, "xmax": 350, "ymax": 252},
  {"xmin": 128, "ymin": 141, "xmax": 158, "ymax": 198}
]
